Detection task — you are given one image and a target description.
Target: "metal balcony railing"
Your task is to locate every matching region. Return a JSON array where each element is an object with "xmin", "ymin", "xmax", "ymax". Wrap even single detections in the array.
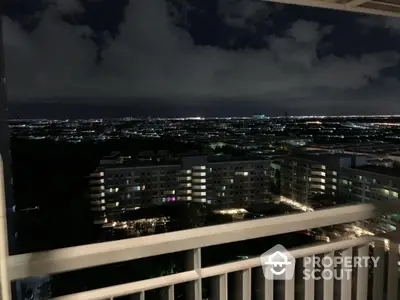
[
  {"xmin": 1, "ymin": 200, "xmax": 399, "ymax": 300},
  {"xmin": 0, "ymin": 157, "xmax": 398, "ymax": 300}
]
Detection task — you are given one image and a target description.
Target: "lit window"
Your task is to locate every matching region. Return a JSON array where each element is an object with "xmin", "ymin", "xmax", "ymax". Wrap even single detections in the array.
[
  {"xmin": 235, "ymin": 172, "xmax": 249, "ymax": 176},
  {"xmin": 193, "ymin": 179, "xmax": 206, "ymax": 183},
  {"xmin": 193, "ymin": 166, "xmax": 206, "ymax": 170},
  {"xmin": 193, "ymin": 172, "xmax": 206, "ymax": 176}
]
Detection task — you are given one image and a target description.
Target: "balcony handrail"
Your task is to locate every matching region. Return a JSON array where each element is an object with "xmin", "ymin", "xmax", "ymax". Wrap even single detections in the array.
[
  {"xmin": 8, "ymin": 203, "xmax": 377, "ymax": 281},
  {"xmin": 51, "ymin": 236, "xmax": 376, "ymax": 300},
  {"xmin": 0, "ymin": 155, "xmax": 11, "ymax": 300}
]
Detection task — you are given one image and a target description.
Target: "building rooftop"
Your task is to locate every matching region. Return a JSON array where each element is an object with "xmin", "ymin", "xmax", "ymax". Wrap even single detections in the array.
[
  {"xmin": 290, "ymin": 152, "xmax": 354, "ymax": 163},
  {"xmin": 354, "ymin": 165, "xmax": 400, "ymax": 178},
  {"xmin": 97, "ymin": 154, "xmax": 268, "ymax": 170}
]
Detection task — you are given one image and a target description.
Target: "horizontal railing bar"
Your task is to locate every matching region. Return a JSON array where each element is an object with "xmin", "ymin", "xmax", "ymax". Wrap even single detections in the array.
[
  {"xmin": 200, "ymin": 236, "xmax": 373, "ymax": 278},
  {"xmin": 290, "ymin": 236, "xmax": 373, "ymax": 259},
  {"xmin": 201, "ymin": 258, "xmax": 260, "ymax": 278},
  {"xmin": 52, "ymin": 270, "xmax": 199, "ymax": 300},
  {"xmin": 50, "ymin": 236, "xmax": 374, "ymax": 300},
  {"xmin": 8, "ymin": 204, "xmax": 377, "ymax": 280}
]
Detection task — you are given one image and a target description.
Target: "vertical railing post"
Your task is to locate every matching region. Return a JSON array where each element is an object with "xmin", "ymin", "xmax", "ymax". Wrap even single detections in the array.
[
  {"xmin": 323, "ymin": 252, "xmax": 334, "ymax": 300},
  {"xmin": 340, "ymin": 248, "xmax": 352, "ymax": 300},
  {"xmin": 0, "ymin": 155, "xmax": 11, "ymax": 300},
  {"xmin": 386, "ymin": 241, "xmax": 399, "ymax": 300},
  {"xmin": 185, "ymin": 248, "xmax": 202, "ymax": 300},
  {"xmin": 160, "ymin": 285, "xmax": 174, "ymax": 300},
  {"xmin": 131, "ymin": 291, "xmax": 145, "ymax": 300},
  {"xmin": 233, "ymin": 268, "xmax": 251, "ymax": 300},
  {"xmin": 372, "ymin": 240, "xmax": 385, "ymax": 300},
  {"xmin": 356, "ymin": 245, "xmax": 369, "ymax": 300},
  {"xmin": 284, "ymin": 273, "xmax": 295, "ymax": 300},
  {"xmin": 0, "ymin": 13, "xmax": 15, "ymax": 300},
  {"xmin": 0, "ymin": 11, "xmax": 14, "ymax": 255},
  {"xmin": 303, "ymin": 256, "xmax": 315, "ymax": 300},
  {"xmin": 254, "ymin": 267, "xmax": 272, "ymax": 300},
  {"xmin": 211, "ymin": 273, "xmax": 228, "ymax": 300}
]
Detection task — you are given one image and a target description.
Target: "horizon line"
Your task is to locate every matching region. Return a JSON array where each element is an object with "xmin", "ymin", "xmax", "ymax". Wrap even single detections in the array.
[{"xmin": 7, "ymin": 114, "xmax": 400, "ymax": 121}]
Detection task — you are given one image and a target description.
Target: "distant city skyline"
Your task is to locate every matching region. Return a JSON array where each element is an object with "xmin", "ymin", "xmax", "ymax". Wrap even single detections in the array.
[
  {"xmin": 7, "ymin": 101, "xmax": 400, "ymax": 119},
  {"xmin": 8, "ymin": 110, "xmax": 400, "ymax": 120}
]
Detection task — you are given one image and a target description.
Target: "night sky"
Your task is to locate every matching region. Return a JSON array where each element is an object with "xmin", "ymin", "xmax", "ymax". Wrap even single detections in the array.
[{"xmin": 3, "ymin": 0, "xmax": 400, "ymax": 117}]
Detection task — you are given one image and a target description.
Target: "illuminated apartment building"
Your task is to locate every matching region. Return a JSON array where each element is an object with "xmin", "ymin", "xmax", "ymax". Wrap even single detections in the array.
[
  {"xmin": 338, "ymin": 164, "xmax": 400, "ymax": 232},
  {"xmin": 89, "ymin": 155, "xmax": 271, "ymax": 226},
  {"xmin": 280, "ymin": 153, "xmax": 367, "ymax": 205},
  {"xmin": 340, "ymin": 165, "xmax": 400, "ymax": 203}
]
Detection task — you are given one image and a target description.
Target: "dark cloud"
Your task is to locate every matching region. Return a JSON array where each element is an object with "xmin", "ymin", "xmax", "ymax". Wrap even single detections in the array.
[
  {"xmin": 357, "ymin": 14, "xmax": 400, "ymax": 33},
  {"xmin": 3, "ymin": 0, "xmax": 400, "ymax": 115},
  {"xmin": 218, "ymin": 0, "xmax": 274, "ymax": 28}
]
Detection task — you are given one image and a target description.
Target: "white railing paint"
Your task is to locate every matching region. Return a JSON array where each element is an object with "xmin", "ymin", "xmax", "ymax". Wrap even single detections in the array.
[
  {"xmin": 3, "ymin": 202, "xmax": 392, "ymax": 300},
  {"xmin": 8, "ymin": 203, "xmax": 377, "ymax": 280},
  {"xmin": 0, "ymin": 157, "xmax": 11, "ymax": 300},
  {"xmin": 48, "ymin": 237, "xmax": 394, "ymax": 300},
  {"xmin": 0, "ymin": 152, "xmax": 396, "ymax": 300}
]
